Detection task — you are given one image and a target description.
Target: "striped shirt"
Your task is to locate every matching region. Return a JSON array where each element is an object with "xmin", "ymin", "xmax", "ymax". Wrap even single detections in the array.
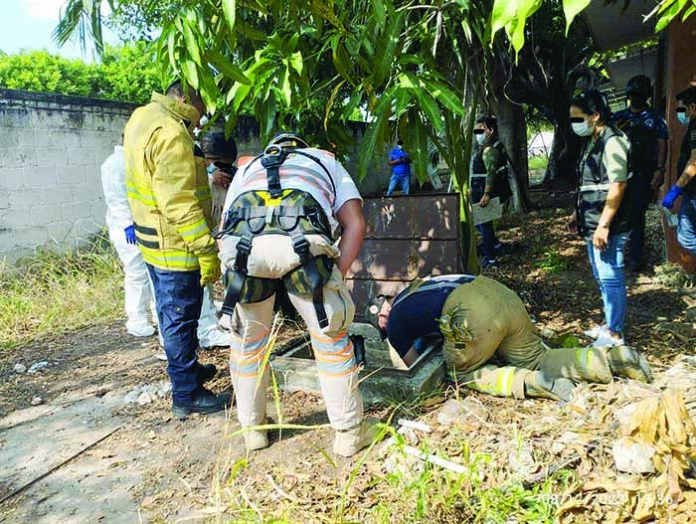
[{"xmin": 223, "ymin": 148, "xmax": 362, "ymax": 234}]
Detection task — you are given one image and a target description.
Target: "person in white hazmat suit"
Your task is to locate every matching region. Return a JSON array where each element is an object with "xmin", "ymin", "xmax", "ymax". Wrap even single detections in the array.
[{"xmin": 100, "ymin": 142, "xmax": 233, "ymax": 348}]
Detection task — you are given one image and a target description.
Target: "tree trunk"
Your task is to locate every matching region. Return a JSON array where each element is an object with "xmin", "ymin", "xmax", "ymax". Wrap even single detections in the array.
[
  {"xmin": 542, "ymin": 123, "xmax": 581, "ymax": 192},
  {"xmin": 496, "ymin": 99, "xmax": 531, "ymax": 212}
]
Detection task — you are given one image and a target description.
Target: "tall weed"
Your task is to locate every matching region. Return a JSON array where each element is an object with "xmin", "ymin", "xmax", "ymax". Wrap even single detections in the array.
[{"xmin": 0, "ymin": 233, "xmax": 123, "ymax": 350}]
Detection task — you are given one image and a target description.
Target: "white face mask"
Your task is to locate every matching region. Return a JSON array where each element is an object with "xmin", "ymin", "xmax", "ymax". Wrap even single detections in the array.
[
  {"xmin": 571, "ymin": 120, "xmax": 593, "ymax": 137},
  {"xmin": 475, "ymin": 133, "xmax": 486, "ymax": 145}
]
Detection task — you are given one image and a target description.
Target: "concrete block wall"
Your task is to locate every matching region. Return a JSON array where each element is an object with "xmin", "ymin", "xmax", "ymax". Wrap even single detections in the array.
[
  {"xmin": 0, "ymin": 89, "xmax": 391, "ymax": 265},
  {"xmin": 0, "ymin": 89, "xmax": 139, "ymax": 264}
]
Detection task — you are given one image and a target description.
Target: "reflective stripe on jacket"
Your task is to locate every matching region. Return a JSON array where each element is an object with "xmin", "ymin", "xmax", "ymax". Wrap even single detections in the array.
[{"xmin": 124, "ymin": 92, "xmax": 215, "ymax": 271}]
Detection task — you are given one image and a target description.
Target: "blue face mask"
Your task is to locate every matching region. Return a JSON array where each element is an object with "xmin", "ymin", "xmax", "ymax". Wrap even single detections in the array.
[
  {"xmin": 677, "ymin": 109, "xmax": 690, "ymax": 126},
  {"xmin": 206, "ymin": 163, "xmax": 216, "ymax": 175}
]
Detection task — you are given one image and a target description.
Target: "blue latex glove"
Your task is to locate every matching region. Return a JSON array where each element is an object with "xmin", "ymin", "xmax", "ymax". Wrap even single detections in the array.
[
  {"xmin": 662, "ymin": 185, "xmax": 683, "ymax": 210},
  {"xmin": 124, "ymin": 225, "xmax": 137, "ymax": 245}
]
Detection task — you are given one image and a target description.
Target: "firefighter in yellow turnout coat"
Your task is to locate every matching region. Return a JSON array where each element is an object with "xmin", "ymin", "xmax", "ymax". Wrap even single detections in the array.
[{"xmin": 124, "ymin": 81, "xmax": 229, "ymax": 417}]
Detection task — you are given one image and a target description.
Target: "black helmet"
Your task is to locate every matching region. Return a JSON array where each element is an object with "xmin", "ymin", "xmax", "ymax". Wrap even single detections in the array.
[
  {"xmin": 268, "ymin": 133, "xmax": 309, "ymax": 149},
  {"xmin": 625, "ymin": 75, "xmax": 652, "ymax": 97},
  {"xmin": 364, "ymin": 294, "xmax": 392, "ymax": 337}
]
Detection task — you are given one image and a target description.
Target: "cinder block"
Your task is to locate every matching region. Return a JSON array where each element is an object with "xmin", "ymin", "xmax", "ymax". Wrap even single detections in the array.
[
  {"xmin": 0, "ymin": 228, "xmax": 19, "ymax": 251},
  {"xmin": 67, "ymin": 147, "xmax": 90, "ymax": 166},
  {"xmin": 0, "ymin": 168, "xmax": 25, "ymax": 190},
  {"xmin": 58, "ymin": 165, "xmax": 87, "ymax": 186},
  {"xmin": 0, "ymin": 129, "xmax": 21, "ymax": 148},
  {"xmin": 0, "ymin": 108, "xmax": 32, "ymax": 128},
  {"xmin": 3, "ymin": 148, "xmax": 37, "ymax": 168},
  {"xmin": 32, "ymin": 203, "xmax": 63, "ymax": 225},
  {"xmin": 45, "ymin": 221, "xmax": 72, "ymax": 243},
  {"xmin": 72, "ymin": 218, "xmax": 101, "ymax": 241},
  {"xmin": 61, "ymin": 201, "xmax": 92, "ymax": 221},
  {"xmin": 9, "ymin": 188, "xmax": 44, "ymax": 209},
  {"xmin": 43, "ymin": 186, "xmax": 79, "ymax": 205},
  {"xmin": 36, "ymin": 148, "xmax": 69, "ymax": 168},
  {"xmin": 13, "ymin": 225, "xmax": 50, "ymax": 250},
  {"xmin": 0, "ymin": 208, "xmax": 29, "ymax": 230}
]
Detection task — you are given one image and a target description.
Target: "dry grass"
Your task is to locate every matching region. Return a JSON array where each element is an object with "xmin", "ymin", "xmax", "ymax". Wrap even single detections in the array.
[{"xmin": 0, "ymin": 233, "xmax": 124, "ymax": 351}]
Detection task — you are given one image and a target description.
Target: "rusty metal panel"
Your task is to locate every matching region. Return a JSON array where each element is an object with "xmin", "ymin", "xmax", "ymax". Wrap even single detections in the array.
[
  {"xmin": 347, "ymin": 192, "xmax": 462, "ymax": 319},
  {"xmin": 364, "ymin": 194, "xmax": 460, "ymax": 240}
]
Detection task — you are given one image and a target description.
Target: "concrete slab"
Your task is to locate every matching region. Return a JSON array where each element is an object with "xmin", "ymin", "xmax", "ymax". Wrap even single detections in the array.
[{"xmin": 270, "ymin": 325, "xmax": 445, "ymax": 404}]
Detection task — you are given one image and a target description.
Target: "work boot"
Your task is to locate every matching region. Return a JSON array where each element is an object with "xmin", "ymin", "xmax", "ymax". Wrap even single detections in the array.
[
  {"xmin": 243, "ymin": 429, "xmax": 270, "ymax": 452},
  {"xmin": 198, "ymin": 327, "xmax": 233, "ymax": 349},
  {"xmin": 333, "ymin": 419, "xmax": 379, "ymax": 458},
  {"xmin": 172, "ymin": 388, "xmax": 231, "ymax": 418},
  {"xmin": 524, "ymin": 372, "xmax": 575, "ymax": 402},
  {"xmin": 196, "ymin": 363, "xmax": 217, "ymax": 383},
  {"xmin": 126, "ymin": 320, "xmax": 156, "ymax": 337},
  {"xmin": 607, "ymin": 345, "xmax": 652, "ymax": 383}
]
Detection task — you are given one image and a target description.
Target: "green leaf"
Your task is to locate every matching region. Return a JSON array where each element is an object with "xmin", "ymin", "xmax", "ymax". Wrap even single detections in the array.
[
  {"xmin": 373, "ymin": 0, "xmax": 386, "ymax": 27},
  {"xmin": 278, "ymin": 65, "xmax": 292, "ymax": 106},
  {"xmin": 289, "ymin": 51, "xmax": 303, "ymax": 75},
  {"xmin": 490, "ymin": 0, "xmax": 519, "ymax": 37},
  {"xmin": 421, "ymin": 78, "xmax": 464, "ymax": 116},
  {"xmin": 181, "ymin": 57, "xmax": 199, "ymax": 89},
  {"xmin": 206, "ymin": 49, "xmax": 249, "ymax": 85},
  {"xmin": 222, "ymin": 0, "xmax": 236, "ymax": 35},
  {"xmin": 562, "ymin": 0, "xmax": 591, "ymax": 36},
  {"xmin": 181, "ymin": 18, "xmax": 202, "ymax": 67}
]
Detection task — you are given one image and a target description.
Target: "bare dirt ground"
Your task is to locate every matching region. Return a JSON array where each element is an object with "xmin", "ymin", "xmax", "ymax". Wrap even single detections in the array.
[{"xmin": 0, "ymin": 197, "xmax": 694, "ymax": 523}]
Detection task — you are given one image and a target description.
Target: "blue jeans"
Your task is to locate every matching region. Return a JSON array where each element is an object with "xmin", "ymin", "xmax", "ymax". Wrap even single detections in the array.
[
  {"xmin": 387, "ymin": 174, "xmax": 410, "ymax": 196},
  {"xmin": 477, "ymin": 223, "xmax": 498, "ymax": 261},
  {"xmin": 586, "ymin": 232, "xmax": 629, "ymax": 334},
  {"xmin": 146, "ymin": 264, "xmax": 204, "ymax": 403},
  {"xmin": 677, "ymin": 192, "xmax": 696, "ymax": 254}
]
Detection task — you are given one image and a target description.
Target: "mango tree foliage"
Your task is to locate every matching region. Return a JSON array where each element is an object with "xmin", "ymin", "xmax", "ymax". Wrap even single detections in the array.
[{"xmin": 490, "ymin": 0, "xmax": 592, "ymax": 56}]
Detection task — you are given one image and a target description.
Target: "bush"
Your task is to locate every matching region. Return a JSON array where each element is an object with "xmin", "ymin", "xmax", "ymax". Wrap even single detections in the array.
[{"xmin": 0, "ymin": 42, "xmax": 160, "ymax": 104}]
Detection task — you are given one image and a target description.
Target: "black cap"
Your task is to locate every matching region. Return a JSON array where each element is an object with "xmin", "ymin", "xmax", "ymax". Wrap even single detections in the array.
[{"xmin": 625, "ymin": 75, "xmax": 652, "ymax": 97}]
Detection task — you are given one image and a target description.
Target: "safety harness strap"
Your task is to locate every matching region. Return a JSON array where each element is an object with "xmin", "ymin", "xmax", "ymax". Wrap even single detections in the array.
[
  {"xmin": 259, "ymin": 145, "xmax": 288, "ymax": 197},
  {"xmin": 221, "ymin": 270, "xmax": 246, "ymax": 317}
]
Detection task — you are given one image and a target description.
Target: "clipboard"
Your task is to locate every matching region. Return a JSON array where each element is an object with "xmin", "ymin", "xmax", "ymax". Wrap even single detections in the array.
[{"xmin": 473, "ymin": 196, "xmax": 502, "ymax": 226}]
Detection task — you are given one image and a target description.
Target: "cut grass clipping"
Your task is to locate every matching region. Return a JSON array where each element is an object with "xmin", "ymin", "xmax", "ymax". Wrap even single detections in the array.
[{"xmin": 0, "ymin": 232, "xmax": 123, "ymax": 350}]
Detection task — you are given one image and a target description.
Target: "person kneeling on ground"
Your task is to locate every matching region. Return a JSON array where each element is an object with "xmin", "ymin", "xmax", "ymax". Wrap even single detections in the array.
[{"xmin": 368, "ymin": 275, "xmax": 652, "ymax": 401}]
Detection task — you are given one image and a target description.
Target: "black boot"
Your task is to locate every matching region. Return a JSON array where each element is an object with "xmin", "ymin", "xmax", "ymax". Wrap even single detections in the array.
[
  {"xmin": 196, "ymin": 362, "xmax": 217, "ymax": 383},
  {"xmin": 172, "ymin": 387, "xmax": 231, "ymax": 418}
]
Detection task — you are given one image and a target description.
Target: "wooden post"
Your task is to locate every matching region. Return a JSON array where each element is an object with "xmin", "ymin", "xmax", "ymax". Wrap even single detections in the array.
[{"xmin": 665, "ymin": 16, "xmax": 696, "ymax": 272}]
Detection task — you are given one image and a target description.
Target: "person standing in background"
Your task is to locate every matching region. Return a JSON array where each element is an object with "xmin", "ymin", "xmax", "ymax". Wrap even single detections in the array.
[
  {"xmin": 613, "ymin": 75, "xmax": 669, "ymax": 272},
  {"xmin": 101, "ymin": 139, "xmax": 156, "ymax": 337},
  {"xmin": 663, "ymin": 85, "xmax": 696, "ymax": 258},
  {"xmin": 386, "ymin": 139, "xmax": 412, "ymax": 196}
]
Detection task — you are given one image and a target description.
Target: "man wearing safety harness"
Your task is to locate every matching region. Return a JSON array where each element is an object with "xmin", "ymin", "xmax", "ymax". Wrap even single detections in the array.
[
  {"xmin": 217, "ymin": 134, "xmax": 370, "ymax": 456},
  {"xmin": 369, "ymin": 275, "xmax": 652, "ymax": 402}
]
